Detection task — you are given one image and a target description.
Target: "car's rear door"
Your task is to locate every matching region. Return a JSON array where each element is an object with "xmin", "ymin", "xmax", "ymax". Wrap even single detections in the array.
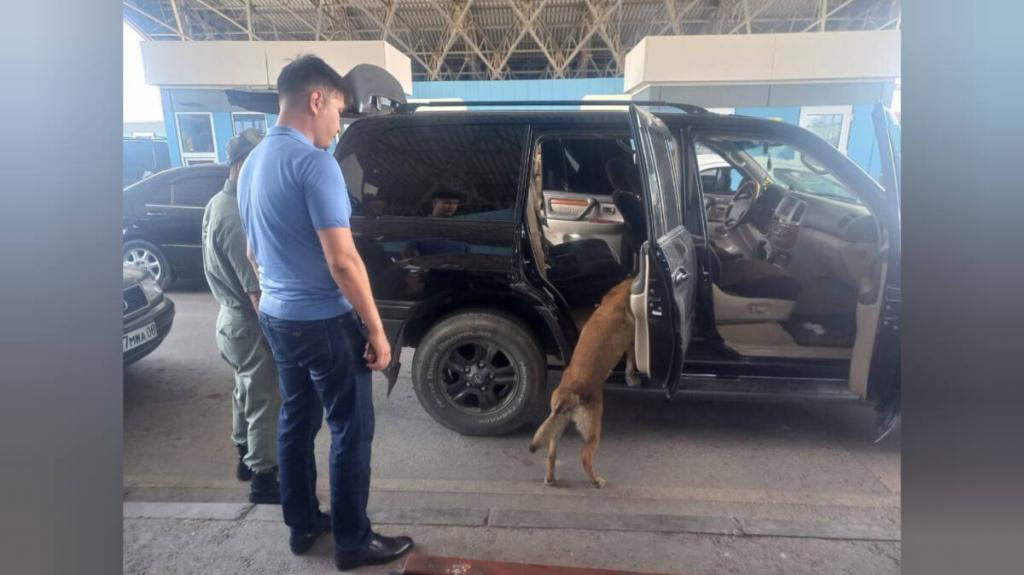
[
  {"xmin": 540, "ymin": 138, "xmax": 627, "ymax": 260},
  {"xmin": 627, "ymin": 106, "xmax": 696, "ymax": 398}
]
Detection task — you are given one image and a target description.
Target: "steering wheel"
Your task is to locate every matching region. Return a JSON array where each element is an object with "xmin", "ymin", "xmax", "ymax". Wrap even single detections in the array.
[{"xmin": 722, "ymin": 180, "xmax": 761, "ymax": 230}]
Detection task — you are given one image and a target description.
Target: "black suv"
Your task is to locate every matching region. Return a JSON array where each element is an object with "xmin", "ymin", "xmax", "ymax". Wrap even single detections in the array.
[
  {"xmin": 123, "ymin": 164, "xmax": 229, "ymax": 288},
  {"xmin": 123, "ymin": 136, "xmax": 171, "ymax": 187},
  {"xmin": 326, "ymin": 103, "xmax": 902, "ymax": 438},
  {"xmin": 232, "ymin": 75, "xmax": 901, "ymax": 439}
]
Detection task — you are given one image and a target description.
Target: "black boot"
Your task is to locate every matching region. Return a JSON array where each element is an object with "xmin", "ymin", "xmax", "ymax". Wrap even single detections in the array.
[
  {"xmin": 235, "ymin": 444, "xmax": 253, "ymax": 482},
  {"xmin": 249, "ymin": 468, "xmax": 281, "ymax": 504}
]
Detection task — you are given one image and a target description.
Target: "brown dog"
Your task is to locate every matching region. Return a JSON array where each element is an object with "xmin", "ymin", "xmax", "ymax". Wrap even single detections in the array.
[{"xmin": 528, "ymin": 278, "xmax": 640, "ymax": 488}]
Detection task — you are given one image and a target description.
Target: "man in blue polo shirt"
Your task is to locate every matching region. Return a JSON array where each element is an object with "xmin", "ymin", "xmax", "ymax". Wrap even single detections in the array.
[{"xmin": 238, "ymin": 54, "xmax": 413, "ymax": 571}]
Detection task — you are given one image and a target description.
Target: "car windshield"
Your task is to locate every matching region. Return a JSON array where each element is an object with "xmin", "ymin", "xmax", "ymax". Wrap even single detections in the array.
[{"xmin": 705, "ymin": 137, "xmax": 862, "ymax": 204}]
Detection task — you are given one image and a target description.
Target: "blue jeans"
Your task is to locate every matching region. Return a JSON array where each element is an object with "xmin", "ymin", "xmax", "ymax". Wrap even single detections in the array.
[{"xmin": 258, "ymin": 311, "xmax": 374, "ymax": 554}]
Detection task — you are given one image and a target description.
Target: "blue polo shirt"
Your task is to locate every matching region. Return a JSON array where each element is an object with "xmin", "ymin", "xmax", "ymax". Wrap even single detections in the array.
[{"xmin": 237, "ymin": 125, "xmax": 352, "ymax": 320}]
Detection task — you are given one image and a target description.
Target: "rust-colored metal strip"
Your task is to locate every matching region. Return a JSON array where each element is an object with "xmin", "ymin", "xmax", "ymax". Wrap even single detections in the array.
[{"xmin": 397, "ymin": 553, "xmax": 685, "ymax": 575}]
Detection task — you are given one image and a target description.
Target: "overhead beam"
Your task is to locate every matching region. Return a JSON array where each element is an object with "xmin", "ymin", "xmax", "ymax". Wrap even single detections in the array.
[
  {"xmin": 584, "ymin": 0, "xmax": 623, "ymax": 73},
  {"xmin": 430, "ymin": 0, "xmax": 503, "ymax": 80},
  {"xmin": 663, "ymin": 0, "xmax": 681, "ymax": 35},
  {"xmin": 316, "ymin": 0, "xmax": 355, "ymax": 41},
  {"xmin": 502, "ymin": 0, "xmax": 555, "ymax": 75},
  {"xmin": 381, "ymin": 0, "xmax": 398, "ymax": 42},
  {"xmin": 190, "ymin": 0, "xmax": 263, "ymax": 40},
  {"xmin": 880, "ymin": 15, "xmax": 900, "ymax": 30},
  {"xmin": 245, "ymin": 0, "xmax": 254, "ymax": 40},
  {"xmin": 727, "ymin": 0, "xmax": 774, "ymax": 34},
  {"xmin": 169, "ymin": 0, "xmax": 189, "ymax": 40},
  {"xmin": 123, "ymin": 2, "xmax": 188, "ymax": 40},
  {"xmin": 801, "ymin": 0, "xmax": 856, "ymax": 32},
  {"xmin": 882, "ymin": 0, "xmax": 901, "ymax": 30},
  {"xmin": 316, "ymin": 0, "xmax": 325, "ymax": 39},
  {"xmin": 559, "ymin": 0, "xmax": 622, "ymax": 77},
  {"xmin": 278, "ymin": 1, "xmax": 324, "ymax": 40},
  {"xmin": 657, "ymin": 0, "xmax": 701, "ymax": 35},
  {"xmin": 347, "ymin": 2, "xmax": 433, "ymax": 73},
  {"xmin": 429, "ymin": 0, "xmax": 475, "ymax": 79}
]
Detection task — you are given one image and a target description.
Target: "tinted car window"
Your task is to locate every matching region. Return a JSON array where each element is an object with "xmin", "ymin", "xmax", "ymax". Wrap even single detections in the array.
[
  {"xmin": 541, "ymin": 138, "xmax": 634, "ymax": 197},
  {"xmin": 123, "ymin": 140, "xmax": 171, "ymax": 186},
  {"xmin": 144, "ymin": 179, "xmax": 172, "ymax": 206},
  {"xmin": 172, "ymin": 176, "xmax": 223, "ymax": 208},
  {"xmin": 340, "ymin": 123, "xmax": 528, "ymax": 221},
  {"xmin": 539, "ymin": 139, "xmax": 564, "ymax": 191},
  {"xmin": 563, "ymin": 138, "xmax": 627, "ymax": 196}
]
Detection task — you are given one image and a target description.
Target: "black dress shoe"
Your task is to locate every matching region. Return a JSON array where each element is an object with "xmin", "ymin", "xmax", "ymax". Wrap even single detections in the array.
[
  {"xmin": 289, "ymin": 511, "xmax": 331, "ymax": 555},
  {"xmin": 335, "ymin": 533, "xmax": 414, "ymax": 571},
  {"xmin": 249, "ymin": 468, "xmax": 281, "ymax": 504},
  {"xmin": 235, "ymin": 444, "xmax": 252, "ymax": 481}
]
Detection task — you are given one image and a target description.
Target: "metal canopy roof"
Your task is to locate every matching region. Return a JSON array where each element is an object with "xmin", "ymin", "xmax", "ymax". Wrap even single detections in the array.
[{"xmin": 124, "ymin": 0, "xmax": 901, "ymax": 81}]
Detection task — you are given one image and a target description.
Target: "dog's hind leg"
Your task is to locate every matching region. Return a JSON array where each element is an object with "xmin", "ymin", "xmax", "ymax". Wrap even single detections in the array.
[
  {"xmin": 544, "ymin": 437, "xmax": 558, "ymax": 486},
  {"xmin": 544, "ymin": 421, "xmax": 568, "ymax": 486},
  {"xmin": 579, "ymin": 404, "xmax": 606, "ymax": 488}
]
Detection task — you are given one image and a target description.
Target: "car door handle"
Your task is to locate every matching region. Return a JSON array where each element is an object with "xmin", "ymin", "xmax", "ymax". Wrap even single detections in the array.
[
  {"xmin": 547, "ymin": 197, "xmax": 596, "ymax": 221},
  {"xmin": 672, "ymin": 267, "xmax": 690, "ymax": 286}
]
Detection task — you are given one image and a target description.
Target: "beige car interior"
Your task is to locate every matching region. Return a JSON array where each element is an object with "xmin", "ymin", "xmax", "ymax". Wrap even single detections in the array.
[
  {"xmin": 526, "ymin": 136, "xmax": 640, "ymax": 329},
  {"xmin": 700, "ymin": 139, "xmax": 889, "ymax": 396},
  {"xmin": 523, "ymin": 133, "xmax": 888, "ymax": 397}
]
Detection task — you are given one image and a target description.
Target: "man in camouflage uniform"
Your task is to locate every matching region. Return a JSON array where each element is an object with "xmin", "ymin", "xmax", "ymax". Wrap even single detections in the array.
[{"xmin": 202, "ymin": 128, "xmax": 281, "ymax": 504}]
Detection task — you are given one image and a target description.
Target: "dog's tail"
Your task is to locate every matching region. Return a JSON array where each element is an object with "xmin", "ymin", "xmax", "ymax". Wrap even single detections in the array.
[{"xmin": 529, "ymin": 394, "xmax": 577, "ymax": 453}]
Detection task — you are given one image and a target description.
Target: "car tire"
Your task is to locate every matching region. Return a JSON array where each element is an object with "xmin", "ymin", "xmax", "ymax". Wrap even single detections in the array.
[
  {"xmin": 123, "ymin": 239, "xmax": 175, "ymax": 290},
  {"xmin": 412, "ymin": 310, "xmax": 547, "ymax": 436}
]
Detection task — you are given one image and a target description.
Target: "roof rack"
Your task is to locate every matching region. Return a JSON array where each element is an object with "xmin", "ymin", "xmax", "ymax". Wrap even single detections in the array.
[{"xmin": 396, "ymin": 100, "xmax": 708, "ymax": 114}]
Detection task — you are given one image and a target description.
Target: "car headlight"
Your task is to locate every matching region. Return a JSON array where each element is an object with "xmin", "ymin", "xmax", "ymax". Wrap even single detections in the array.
[{"xmin": 140, "ymin": 277, "xmax": 163, "ymax": 302}]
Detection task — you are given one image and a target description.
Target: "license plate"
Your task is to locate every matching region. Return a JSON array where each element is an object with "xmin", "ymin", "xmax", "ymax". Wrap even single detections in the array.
[{"xmin": 123, "ymin": 322, "xmax": 159, "ymax": 353}]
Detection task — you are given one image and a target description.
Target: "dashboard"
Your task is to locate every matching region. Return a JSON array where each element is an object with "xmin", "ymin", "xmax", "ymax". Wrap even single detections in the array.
[{"xmin": 767, "ymin": 190, "xmax": 879, "ymax": 289}]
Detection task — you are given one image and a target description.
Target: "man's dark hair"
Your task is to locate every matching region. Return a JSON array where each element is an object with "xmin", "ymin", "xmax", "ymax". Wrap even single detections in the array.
[
  {"xmin": 431, "ymin": 186, "xmax": 464, "ymax": 201},
  {"xmin": 276, "ymin": 54, "xmax": 347, "ymax": 103}
]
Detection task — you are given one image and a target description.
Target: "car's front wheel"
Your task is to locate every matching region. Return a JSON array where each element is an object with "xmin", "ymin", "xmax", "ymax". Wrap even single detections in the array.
[
  {"xmin": 123, "ymin": 239, "xmax": 174, "ymax": 289},
  {"xmin": 412, "ymin": 310, "xmax": 546, "ymax": 436}
]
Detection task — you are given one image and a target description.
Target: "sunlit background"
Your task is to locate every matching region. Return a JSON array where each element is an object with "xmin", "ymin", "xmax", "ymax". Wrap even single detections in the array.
[{"xmin": 123, "ymin": 22, "xmax": 163, "ymax": 124}]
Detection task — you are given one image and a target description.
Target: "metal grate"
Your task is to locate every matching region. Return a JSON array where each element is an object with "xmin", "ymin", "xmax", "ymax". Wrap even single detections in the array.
[{"xmin": 123, "ymin": 285, "xmax": 148, "ymax": 316}]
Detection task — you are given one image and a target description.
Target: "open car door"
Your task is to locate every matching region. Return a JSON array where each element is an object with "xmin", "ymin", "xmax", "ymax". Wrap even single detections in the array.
[
  {"xmin": 627, "ymin": 106, "xmax": 696, "ymax": 399},
  {"xmin": 870, "ymin": 104, "xmax": 902, "ymax": 442}
]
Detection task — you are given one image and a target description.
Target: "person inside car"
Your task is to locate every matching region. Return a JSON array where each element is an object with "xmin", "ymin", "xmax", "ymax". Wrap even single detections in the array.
[{"xmin": 429, "ymin": 186, "xmax": 463, "ymax": 218}]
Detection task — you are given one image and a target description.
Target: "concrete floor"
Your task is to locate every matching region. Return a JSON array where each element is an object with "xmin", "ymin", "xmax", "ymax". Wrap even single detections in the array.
[{"xmin": 123, "ymin": 283, "xmax": 900, "ymax": 574}]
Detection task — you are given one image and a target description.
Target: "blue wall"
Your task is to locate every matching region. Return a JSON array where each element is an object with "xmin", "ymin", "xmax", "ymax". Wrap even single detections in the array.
[
  {"xmin": 412, "ymin": 78, "xmax": 624, "ymax": 102},
  {"xmin": 212, "ymin": 112, "xmax": 233, "ymax": 163},
  {"xmin": 735, "ymin": 106, "xmax": 800, "ymax": 125},
  {"xmin": 848, "ymin": 104, "xmax": 881, "ymax": 179},
  {"xmin": 161, "ymin": 90, "xmax": 182, "ymax": 168},
  {"xmin": 734, "ymin": 105, "xmax": 881, "ymax": 180}
]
